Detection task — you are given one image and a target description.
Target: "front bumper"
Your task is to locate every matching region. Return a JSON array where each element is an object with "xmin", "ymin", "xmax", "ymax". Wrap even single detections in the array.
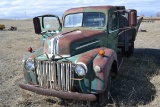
[{"xmin": 18, "ymin": 83, "xmax": 97, "ymax": 101}]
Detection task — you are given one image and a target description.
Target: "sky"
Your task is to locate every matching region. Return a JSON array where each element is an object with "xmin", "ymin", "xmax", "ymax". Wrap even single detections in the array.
[{"xmin": 0, "ymin": 0, "xmax": 159, "ymax": 19}]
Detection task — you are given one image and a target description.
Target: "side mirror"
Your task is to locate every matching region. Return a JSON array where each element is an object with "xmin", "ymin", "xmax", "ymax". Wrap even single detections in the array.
[{"xmin": 33, "ymin": 17, "xmax": 41, "ymax": 34}]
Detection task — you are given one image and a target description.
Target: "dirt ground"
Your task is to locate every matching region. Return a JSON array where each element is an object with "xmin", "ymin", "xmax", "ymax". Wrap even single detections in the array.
[{"xmin": 0, "ymin": 19, "xmax": 160, "ymax": 107}]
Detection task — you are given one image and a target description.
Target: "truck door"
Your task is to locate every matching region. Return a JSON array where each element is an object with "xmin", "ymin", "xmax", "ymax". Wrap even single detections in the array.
[
  {"xmin": 107, "ymin": 11, "xmax": 119, "ymax": 51},
  {"xmin": 33, "ymin": 14, "xmax": 62, "ymax": 34}
]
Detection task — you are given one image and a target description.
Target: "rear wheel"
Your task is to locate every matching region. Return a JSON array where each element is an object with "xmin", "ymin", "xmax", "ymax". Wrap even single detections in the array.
[
  {"xmin": 121, "ymin": 42, "xmax": 134, "ymax": 57},
  {"xmin": 125, "ymin": 42, "xmax": 134, "ymax": 57}
]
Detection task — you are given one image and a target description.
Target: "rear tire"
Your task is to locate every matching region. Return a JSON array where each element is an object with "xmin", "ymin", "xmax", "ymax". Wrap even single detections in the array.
[
  {"xmin": 125, "ymin": 42, "xmax": 134, "ymax": 57},
  {"xmin": 121, "ymin": 42, "xmax": 134, "ymax": 57}
]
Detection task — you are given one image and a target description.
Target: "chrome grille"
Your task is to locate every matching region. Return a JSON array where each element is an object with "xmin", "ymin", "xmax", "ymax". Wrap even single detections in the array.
[{"xmin": 35, "ymin": 60, "xmax": 74, "ymax": 91}]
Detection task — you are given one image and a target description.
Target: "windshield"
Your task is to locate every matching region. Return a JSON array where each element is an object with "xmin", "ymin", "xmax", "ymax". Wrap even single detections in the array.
[{"xmin": 64, "ymin": 12, "xmax": 105, "ymax": 28}]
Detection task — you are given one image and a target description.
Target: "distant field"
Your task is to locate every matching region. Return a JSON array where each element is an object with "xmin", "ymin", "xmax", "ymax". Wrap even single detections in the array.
[{"xmin": 0, "ymin": 19, "xmax": 160, "ymax": 107}]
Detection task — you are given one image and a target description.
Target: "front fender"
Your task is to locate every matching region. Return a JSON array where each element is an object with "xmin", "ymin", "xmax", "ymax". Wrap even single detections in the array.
[
  {"xmin": 22, "ymin": 47, "xmax": 44, "ymax": 60},
  {"xmin": 76, "ymin": 47, "xmax": 117, "ymax": 93},
  {"xmin": 22, "ymin": 47, "xmax": 44, "ymax": 84},
  {"xmin": 91, "ymin": 48, "xmax": 117, "ymax": 93},
  {"xmin": 75, "ymin": 47, "xmax": 105, "ymax": 93}
]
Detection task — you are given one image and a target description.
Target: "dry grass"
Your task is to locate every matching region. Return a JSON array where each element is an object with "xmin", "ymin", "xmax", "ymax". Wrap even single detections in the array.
[
  {"xmin": 0, "ymin": 19, "xmax": 160, "ymax": 107},
  {"xmin": 111, "ymin": 50, "xmax": 160, "ymax": 106}
]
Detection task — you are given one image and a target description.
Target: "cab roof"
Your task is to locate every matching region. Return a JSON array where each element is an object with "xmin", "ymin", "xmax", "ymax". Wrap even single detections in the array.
[{"xmin": 64, "ymin": 5, "xmax": 114, "ymax": 15}]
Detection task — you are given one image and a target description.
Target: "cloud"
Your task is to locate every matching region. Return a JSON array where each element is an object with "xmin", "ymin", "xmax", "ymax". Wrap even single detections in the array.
[
  {"xmin": 112, "ymin": 0, "xmax": 160, "ymax": 16},
  {"xmin": 0, "ymin": 0, "xmax": 159, "ymax": 19}
]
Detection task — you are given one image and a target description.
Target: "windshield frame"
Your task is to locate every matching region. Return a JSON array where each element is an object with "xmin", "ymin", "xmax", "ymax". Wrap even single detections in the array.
[{"xmin": 64, "ymin": 12, "xmax": 106, "ymax": 28}]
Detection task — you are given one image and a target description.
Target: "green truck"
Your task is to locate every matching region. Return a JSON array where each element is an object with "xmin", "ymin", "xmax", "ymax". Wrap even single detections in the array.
[{"xmin": 19, "ymin": 5, "xmax": 143, "ymax": 103}]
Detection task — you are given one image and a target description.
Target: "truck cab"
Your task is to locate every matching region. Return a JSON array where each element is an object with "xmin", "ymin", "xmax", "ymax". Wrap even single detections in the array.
[{"xmin": 19, "ymin": 5, "xmax": 142, "ymax": 104}]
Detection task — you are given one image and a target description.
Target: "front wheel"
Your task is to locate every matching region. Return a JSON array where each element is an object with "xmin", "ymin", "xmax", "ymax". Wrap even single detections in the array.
[{"xmin": 98, "ymin": 74, "xmax": 112, "ymax": 105}]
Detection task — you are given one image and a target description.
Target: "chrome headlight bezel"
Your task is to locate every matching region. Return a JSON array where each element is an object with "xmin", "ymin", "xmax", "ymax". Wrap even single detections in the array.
[
  {"xmin": 75, "ymin": 62, "xmax": 88, "ymax": 76},
  {"xmin": 25, "ymin": 60, "xmax": 35, "ymax": 71}
]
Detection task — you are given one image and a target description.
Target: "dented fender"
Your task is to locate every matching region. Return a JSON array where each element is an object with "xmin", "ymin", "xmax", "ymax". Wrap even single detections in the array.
[
  {"xmin": 92, "ymin": 48, "xmax": 117, "ymax": 93},
  {"xmin": 22, "ymin": 47, "xmax": 45, "ymax": 84},
  {"xmin": 76, "ymin": 47, "xmax": 117, "ymax": 93},
  {"xmin": 22, "ymin": 47, "xmax": 44, "ymax": 61}
]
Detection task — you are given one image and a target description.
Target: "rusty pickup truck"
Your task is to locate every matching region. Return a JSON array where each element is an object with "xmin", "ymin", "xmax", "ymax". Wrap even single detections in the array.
[{"xmin": 18, "ymin": 5, "xmax": 143, "ymax": 103}]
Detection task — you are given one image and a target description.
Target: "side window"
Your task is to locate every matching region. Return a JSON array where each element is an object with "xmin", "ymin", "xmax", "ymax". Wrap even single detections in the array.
[
  {"xmin": 83, "ymin": 12, "xmax": 105, "ymax": 27},
  {"xmin": 109, "ymin": 12, "xmax": 118, "ymax": 30}
]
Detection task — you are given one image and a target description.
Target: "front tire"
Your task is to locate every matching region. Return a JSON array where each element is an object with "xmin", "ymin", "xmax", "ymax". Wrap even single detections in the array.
[{"xmin": 98, "ymin": 74, "xmax": 112, "ymax": 104}]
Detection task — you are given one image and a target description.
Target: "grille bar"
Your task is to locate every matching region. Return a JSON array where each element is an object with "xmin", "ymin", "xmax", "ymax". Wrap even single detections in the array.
[{"xmin": 36, "ymin": 61, "xmax": 74, "ymax": 91}]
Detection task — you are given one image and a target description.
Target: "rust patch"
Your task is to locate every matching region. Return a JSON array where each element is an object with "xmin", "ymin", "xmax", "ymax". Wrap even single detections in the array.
[
  {"xmin": 64, "ymin": 6, "xmax": 113, "ymax": 15},
  {"xmin": 18, "ymin": 83, "xmax": 97, "ymax": 101},
  {"xmin": 58, "ymin": 29, "xmax": 105, "ymax": 55},
  {"xmin": 93, "ymin": 48, "xmax": 114, "ymax": 69},
  {"xmin": 77, "ymin": 47, "xmax": 106, "ymax": 66},
  {"xmin": 91, "ymin": 48, "xmax": 117, "ymax": 92}
]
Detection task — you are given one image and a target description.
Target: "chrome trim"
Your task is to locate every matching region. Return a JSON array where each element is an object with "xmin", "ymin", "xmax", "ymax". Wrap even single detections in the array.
[
  {"xmin": 35, "ymin": 60, "xmax": 74, "ymax": 91},
  {"xmin": 49, "ymin": 34, "xmax": 64, "ymax": 58},
  {"xmin": 49, "ymin": 36, "xmax": 59, "ymax": 58},
  {"xmin": 76, "ymin": 40, "xmax": 100, "ymax": 50}
]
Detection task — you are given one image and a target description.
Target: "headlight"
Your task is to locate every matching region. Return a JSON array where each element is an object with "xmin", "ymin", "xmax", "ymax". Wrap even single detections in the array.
[
  {"xmin": 25, "ymin": 60, "xmax": 35, "ymax": 70},
  {"xmin": 75, "ymin": 62, "xmax": 87, "ymax": 76}
]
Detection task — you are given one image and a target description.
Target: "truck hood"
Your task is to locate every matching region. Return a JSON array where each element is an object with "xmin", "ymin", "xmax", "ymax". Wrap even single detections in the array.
[{"xmin": 44, "ymin": 29, "xmax": 105, "ymax": 58}]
